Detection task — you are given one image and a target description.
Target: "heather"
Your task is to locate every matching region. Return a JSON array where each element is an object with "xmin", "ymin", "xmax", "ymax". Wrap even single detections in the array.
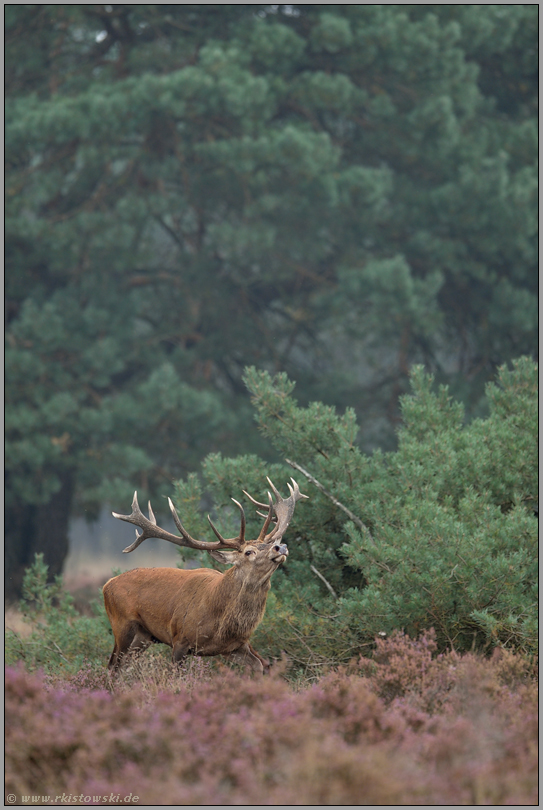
[{"xmin": 5, "ymin": 632, "xmax": 537, "ymax": 806}]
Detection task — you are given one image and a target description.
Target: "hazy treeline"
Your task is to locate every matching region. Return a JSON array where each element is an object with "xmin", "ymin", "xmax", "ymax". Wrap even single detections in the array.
[{"xmin": 5, "ymin": 5, "xmax": 538, "ymax": 597}]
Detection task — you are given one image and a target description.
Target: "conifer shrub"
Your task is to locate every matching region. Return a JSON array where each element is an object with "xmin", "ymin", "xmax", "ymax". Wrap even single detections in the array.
[
  {"xmin": 171, "ymin": 357, "xmax": 537, "ymax": 668},
  {"xmin": 4, "ymin": 554, "xmax": 112, "ymax": 675}
]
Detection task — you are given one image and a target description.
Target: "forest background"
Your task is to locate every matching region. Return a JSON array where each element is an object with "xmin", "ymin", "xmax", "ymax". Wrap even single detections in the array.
[
  {"xmin": 4, "ymin": 7, "xmax": 538, "ymax": 804},
  {"xmin": 5, "ymin": 4, "xmax": 538, "ymax": 604}
]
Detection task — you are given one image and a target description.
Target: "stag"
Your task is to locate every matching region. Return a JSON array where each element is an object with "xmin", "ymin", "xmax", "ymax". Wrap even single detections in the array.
[{"xmin": 103, "ymin": 478, "xmax": 308, "ymax": 675}]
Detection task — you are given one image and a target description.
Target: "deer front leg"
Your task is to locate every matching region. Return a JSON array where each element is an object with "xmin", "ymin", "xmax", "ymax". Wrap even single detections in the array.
[
  {"xmin": 226, "ymin": 642, "xmax": 267, "ymax": 675},
  {"xmin": 172, "ymin": 638, "xmax": 191, "ymax": 666},
  {"xmin": 129, "ymin": 627, "xmax": 154, "ymax": 656},
  {"xmin": 247, "ymin": 642, "xmax": 270, "ymax": 673}
]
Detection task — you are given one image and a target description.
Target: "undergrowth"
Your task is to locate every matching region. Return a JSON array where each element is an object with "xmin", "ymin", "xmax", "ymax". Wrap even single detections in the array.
[
  {"xmin": 5, "ymin": 631, "xmax": 538, "ymax": 806},
  {"xmin": 4, "ymin": 554, "xmax": 112, "ymax": 676},
  {"xmin": 4, "ymin": 537, "xmax": 538, "ymax": 804}
]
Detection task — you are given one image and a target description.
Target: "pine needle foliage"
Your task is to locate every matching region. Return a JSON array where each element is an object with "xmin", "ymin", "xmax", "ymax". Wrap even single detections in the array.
[
  {"xmin": 172, "ymin": 357, "xmax": 537, "ymax": 666},
  {"xmin": 6, "ymin": 5, "xmax": 537, "ymax": 595}
]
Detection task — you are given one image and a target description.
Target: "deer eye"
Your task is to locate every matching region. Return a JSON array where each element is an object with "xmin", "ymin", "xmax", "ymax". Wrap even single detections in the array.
[{"xmin": 245, "ymin": 550, "xmax": 253, "ymax": 556}]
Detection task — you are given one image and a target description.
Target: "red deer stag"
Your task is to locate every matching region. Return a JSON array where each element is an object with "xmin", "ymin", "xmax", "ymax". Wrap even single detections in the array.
[{"xmin": 103, "ymin": 478, "xmax": 307, "ymax": 675}]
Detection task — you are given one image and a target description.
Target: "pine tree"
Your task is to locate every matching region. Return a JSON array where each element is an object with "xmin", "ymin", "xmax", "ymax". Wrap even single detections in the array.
[{"xmin": 6, "ymin": 5, "xmax": 537, "ymax": 595}]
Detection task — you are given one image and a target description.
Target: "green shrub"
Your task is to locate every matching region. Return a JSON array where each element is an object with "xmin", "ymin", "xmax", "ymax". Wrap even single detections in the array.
[
  {"xmin": 5, "ymin": 554, "xmax": 112, "ymax": 674},
  {"xmin": 171, "ymin": 357, "xmax": 538, "ymax": 668}
]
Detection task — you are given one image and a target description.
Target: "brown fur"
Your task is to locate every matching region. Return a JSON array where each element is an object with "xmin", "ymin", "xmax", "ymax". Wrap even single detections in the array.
[{"xmin": 103, "ymin": 541, "xmax": 287, "ymax": 675}]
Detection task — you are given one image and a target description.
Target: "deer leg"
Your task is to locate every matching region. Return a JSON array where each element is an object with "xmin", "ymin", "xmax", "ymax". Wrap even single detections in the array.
[
  {"xmin": 108, "ymin": 645, "xmax": 121, "ymax": 673},
  {"xmin": 129, "ymin": 626, "xmax": 153, "ymax": 655},
  {"xmin": 108, "ymin": 621, "xmax": 139, "ymax": 674},
  {"xmin": 226, "ymin": 643, "xmax": 266, "ymax": 676},
  {"xmin": 172, "ymin": 638, "xmax": 191, "ymax": 666},
  {"xmin": 109, "ymin": 625, "xmax": 155, "ymax": 676},
  {"xmin": 247, "ymin": 642, "xmax": 270, "ymax": 674}
]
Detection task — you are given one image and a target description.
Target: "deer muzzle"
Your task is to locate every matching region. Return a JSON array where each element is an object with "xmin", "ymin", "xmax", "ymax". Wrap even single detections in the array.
[{"xmin": 271, "ymin": 543, "xmax": 288, "ymax": 564}]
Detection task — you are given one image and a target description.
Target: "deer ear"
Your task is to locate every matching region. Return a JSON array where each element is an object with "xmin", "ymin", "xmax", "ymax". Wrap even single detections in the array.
[{"xmin": 209, "ymin": 549, "xmax": 240, "ymax": 565}]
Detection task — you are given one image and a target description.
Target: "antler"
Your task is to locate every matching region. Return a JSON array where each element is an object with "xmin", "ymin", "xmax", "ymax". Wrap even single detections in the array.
[
  {"xmin": 244, "ymin": 478, "xmax": 308, "ymax": 543},
  {"xmin": 113, "ymin": 492, "xmax": 246, "ymax": 554},
  {"xmin": 206, "ymin": 499, "xmax": 246, "ymax": 548}
]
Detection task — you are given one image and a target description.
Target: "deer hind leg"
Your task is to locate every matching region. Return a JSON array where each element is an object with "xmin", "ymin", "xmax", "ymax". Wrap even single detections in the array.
[
  {"xmin": 226, "ymin": 642, "xmax": 267, "ymax": 676},
  {"xmin": 129, "ymin": 626, "xmax": 153, "ymax": 655},
  {"xmin": 107, "ymin": 625, "xmax": 135, "ymax": 675},
  {"xmin": 108, "ymin": 622, "xmax": 151, "ymax": 674},
  {"xmin": 247, "ymin": 642, "xmax": 270, "ymax": 674}
]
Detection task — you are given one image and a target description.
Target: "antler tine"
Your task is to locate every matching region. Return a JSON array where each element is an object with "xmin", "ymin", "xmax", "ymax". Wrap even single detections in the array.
[
  {"xmin": 262, "ymin": 478, "xmax": 308, "ymax": 544},
  {"xmin": 288, "ymin": 478, "xmax": 309, "ymax": 502},
  {"xmin": 119, "ymin": 525, "xmax": 147, "ymax": 555},
  {"xmin": 118, "ymin": 498, "xmax": 160, "ymax": 554},
  {"xmin": 243, "ymin": 478, "xmax": 308, "ymax": 544},
  {"xmin": 267, "ymin": 477, "xmax": 282, "ymax": 501},
  {"xmin": 242, "ymin": 489, "xmax": 269, "ymax": 510},
  {"xmin": 207, "ymin": 515, "xmax": 225, "ymax": 543},
  {"xmin": 206, "ymin": 498, "xmax": 246, "ymax": 549},
  {"xmin": 232, "ymin": 498, "xmax": 246, "ymax": 544},
  {"xmin": 111, "ymin": 491, "xmax": 152, "ymax": 553},
  {"xmin": 167, "ymin": 497, "xmax": 208, "ymax": 548},
  {"xmin": 256, "ymin": 492, "xmax": 275, "ymax": 543},
  {"xmin": 110, "ymin": 490, "xmax": 148, "ymax": 524}
]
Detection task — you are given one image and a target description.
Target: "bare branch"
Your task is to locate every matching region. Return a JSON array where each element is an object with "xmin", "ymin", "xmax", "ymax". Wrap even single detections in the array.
[
  {"xmin": 310, "ymin": 565, "xmax": 338, "ymax": 600},
  {"xmin": 285, "ymin": 459, "xmax": 376, "ymax": 546}
]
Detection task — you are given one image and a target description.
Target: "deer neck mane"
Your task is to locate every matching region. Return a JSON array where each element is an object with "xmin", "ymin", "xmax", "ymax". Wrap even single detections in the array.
[
  {"xmin": 218, "ymin": 564, "xmax": 273, "ymax": 597},
  {"xmin": 214, "ymin": 566, "xmax": 271, "ymax": 640}
]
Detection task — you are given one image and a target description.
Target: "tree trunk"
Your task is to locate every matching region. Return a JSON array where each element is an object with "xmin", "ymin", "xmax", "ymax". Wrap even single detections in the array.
[{"xmin": 5, "ymin": 471, "xmax": 75, "ymax": 602}]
